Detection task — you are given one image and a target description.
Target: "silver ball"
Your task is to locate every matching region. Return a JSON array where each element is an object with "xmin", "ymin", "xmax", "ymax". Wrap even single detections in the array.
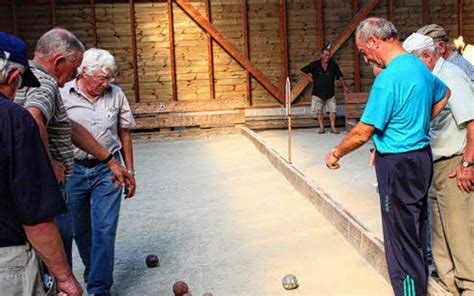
[{"xmin": 282, "ymin": 274, "xmax": 299, "ymax": 290}]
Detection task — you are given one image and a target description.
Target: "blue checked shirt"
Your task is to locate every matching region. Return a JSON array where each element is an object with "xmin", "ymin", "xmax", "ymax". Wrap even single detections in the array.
[{"xmin": 447, "ymin": 51, "xmax": 474, "ymax": 82}]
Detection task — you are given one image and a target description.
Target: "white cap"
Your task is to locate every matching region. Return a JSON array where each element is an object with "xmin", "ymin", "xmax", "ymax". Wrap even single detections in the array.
[{"xmin": 402, "ymin": 33, "xmax": 434, "ymax": 53}]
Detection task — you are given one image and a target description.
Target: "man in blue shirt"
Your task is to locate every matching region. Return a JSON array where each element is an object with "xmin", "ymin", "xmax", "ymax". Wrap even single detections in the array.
[
  {"xmin": 0, "ymin": 33, "xmax": 82, "ymax": 295},
  {"xmin": 324, "ymin": 18, "xmax": 450, "ymax": 296}
]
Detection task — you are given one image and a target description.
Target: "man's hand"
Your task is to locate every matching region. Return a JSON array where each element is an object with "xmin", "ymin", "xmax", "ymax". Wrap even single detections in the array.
[
  {"xmin": 107, "ymin": 158, "xmax": 136, "ymax": 198},
  {"xmin": 325, "ymin": 149, "xmax": 341, "ymax": 170},
  {"xmin": 369, "ymin": 148, "xmax": 376, "ymax": 166},
  {"xmin": 56, "ymin": 273, "xmax": 83, "ymax": 296},
  {"xmin": 449, "ymin": 164, "xmax": 474, "ymax": 193},
  {"xmin": 51, "ymin": 159, "xmax": 66, "ymax": 184}
]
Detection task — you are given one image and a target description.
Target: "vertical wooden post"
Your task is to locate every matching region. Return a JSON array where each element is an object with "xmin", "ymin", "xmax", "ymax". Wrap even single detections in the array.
[
  {"xmin": 90, "ymin": 0, "xmax": 98, "ymax": 47},
  {"xmin": 388, "ymin": 0, "xmax": 394, "ymax": 22},
  {"xmin": 168, "ymin": 0, "xmax": 177, "ymax": 101},
  {"xmin": 242, "ymin": 0, "xmax": 251, "ymax": 106},
  {"xmin": 205, "ymin": 0, "xmax": 215, "ymax": 99},
  {"xmin": 352, "ymin": 0, "xmax": 361, "ymax": 92},
  {"xmin": 457, "ymin": 0, "xmax": 463, "ymax": 36},
  {"xmin": 316, "ymin": 0, "xmax": 324, "ymax": 50},
  {"xmin": 11, "ymin": 0, "xmax": 17, "ymax": 35},
  {"xmin": 279, "ymin": 0, "xmax": 289, "ymax": 91},
  {"xmin": 129, "ymin": 0, "xmax": 140, "ymax": 103},
  {"xmin": 422, "ymin": 0, "xmax": 429, "ymax": 25},
  {"xmin": 51, "ymin": 0, "xmax": 57, "ymax": 27}
]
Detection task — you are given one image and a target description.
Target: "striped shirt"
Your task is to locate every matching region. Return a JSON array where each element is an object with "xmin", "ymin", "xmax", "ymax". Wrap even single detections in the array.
[
  {"xmin": 447, "ymin": 51, "xmax": 474, "ymax": 82},
  {"xmin": 14, "ymin": 61, "xmax": 74, "ymax": 177}
]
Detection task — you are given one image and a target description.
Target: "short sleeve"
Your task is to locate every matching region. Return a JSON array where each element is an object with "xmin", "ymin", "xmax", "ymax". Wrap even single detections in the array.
[
  {"xmin": 9, "ymin": 109, "xmax": 66, "ymax": 225},
  {"xmin": 118, "ymin": 90, "xmax": 136, "ymax": 129},
  {"xmin": 360, "ymin": 87, "xmax": 395, "ymax": 131},
  {"xmin": 23, "ymin": 83, "xmax": 57, "ymax": 123},
  {"xmin": 431, "ymin": 75, "xmax": 447, "ymax": 105},
  {"xmin": 301, "ymin": 62, "xmax": 313, "ymax": 74},
  {"xmin": 446, "ymin": 73, "xmax": 474, "ymax": 126}
]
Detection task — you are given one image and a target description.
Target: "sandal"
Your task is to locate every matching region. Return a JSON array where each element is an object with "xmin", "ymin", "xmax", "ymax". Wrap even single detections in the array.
[{"xmin": 318, "ymin": 128, "xmax": 326, "ymax": 134}]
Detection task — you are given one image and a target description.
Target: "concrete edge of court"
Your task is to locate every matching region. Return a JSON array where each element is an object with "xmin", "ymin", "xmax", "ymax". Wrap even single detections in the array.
[{"xmin": 240, "ymin": 126, "xmax": 452, "ymax": 296}]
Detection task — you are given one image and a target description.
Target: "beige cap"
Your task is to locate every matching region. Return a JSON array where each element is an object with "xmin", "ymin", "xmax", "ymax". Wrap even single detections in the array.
[
  {"xmin": 402, "ymin": 33, "xmax": 435, "ymax": 53},
  {"xmin": 417, "ymin": 24, "xmax": 447, "ymax": 40}
]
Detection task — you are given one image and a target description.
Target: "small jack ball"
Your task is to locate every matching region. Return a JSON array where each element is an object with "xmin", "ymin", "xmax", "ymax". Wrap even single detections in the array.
[
  {"xmin": 172, "ymin": 281, "xmax": 189, "ymax": 296},
  {"xmin": 145, "ymin": 254, "xmax": 159, "ymax": 268},
  {"xmin": 202, "ymin": 293, "xmax": 213, "ymax": 296}
]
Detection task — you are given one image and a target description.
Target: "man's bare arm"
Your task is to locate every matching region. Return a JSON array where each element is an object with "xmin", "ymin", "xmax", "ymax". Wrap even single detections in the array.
[{"xmin": 431, "ymin": 88, "xmax": 450, "ymax": 119}]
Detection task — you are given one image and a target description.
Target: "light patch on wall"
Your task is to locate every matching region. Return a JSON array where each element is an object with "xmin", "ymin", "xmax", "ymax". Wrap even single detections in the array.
[{"xmin": 453, "ymin": 36, "xmax": 474, "ymax": 64}]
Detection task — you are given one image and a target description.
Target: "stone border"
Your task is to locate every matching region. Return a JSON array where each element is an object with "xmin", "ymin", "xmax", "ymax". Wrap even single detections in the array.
[{"xmin": 240, "ymin": 127, "xmax": 451, "ymax": 296}]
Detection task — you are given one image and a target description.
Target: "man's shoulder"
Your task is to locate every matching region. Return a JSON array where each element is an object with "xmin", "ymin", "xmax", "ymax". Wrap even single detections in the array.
[{"xmin": 0, "ymin": 96, "xmax": 36, "ymax": 127}]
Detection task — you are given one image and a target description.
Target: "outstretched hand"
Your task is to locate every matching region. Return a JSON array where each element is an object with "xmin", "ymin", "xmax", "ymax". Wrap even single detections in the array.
[
  {"xmin": 108, "ymin": 158, "xmax": 136, "ymax": 198},
  {"xmin": 449, "ymin": 164, "xmax": 474, "ymax": 193},
  {"xmin": 325, "ymin": 151, "xmax": 341, "ymax": 170}
]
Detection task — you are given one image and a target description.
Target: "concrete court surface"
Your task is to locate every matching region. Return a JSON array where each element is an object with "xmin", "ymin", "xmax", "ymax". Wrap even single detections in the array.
[
  {"xmin": 256, "ymin": 128, "xmax": 383, "ymax": 239},
  {"xmin": 72, "ymin": 134, "xmax": 391, "ymax": 295}
]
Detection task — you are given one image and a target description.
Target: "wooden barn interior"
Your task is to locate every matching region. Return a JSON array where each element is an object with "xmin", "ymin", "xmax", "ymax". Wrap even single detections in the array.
[{"xmin": 1, "ymin": 0, "xmax": 472, "ymax": 133}]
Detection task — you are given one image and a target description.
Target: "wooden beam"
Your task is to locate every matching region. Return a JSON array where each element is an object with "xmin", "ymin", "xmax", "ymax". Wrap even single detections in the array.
[
  {"xmin": 51, "ymin": 0, "xmax": 56, "ymax": 27},
  {"xmin": 242, "ymin": 0, "xmax": 251, "ymax": 106},
  {"xmin": 90, "ymin": 0, "xmax": 97, "ymax": 47},
  {"xmin": 329, "ymin": 0, "xmax": 380, "ymax": 56},
  {"xmin": 174, "ymin": 0, "xmax": 285, "ymax": 104},
  {"xmin": 205, "ymin": 0, "xmax": 215, "ymax": 99},
  {"xmin": 388, "ymin": 0, "xmax": 393, "ymax": 22},
  {"xmin": 290, "ymin": 75, "xmax": 311, "ymax": 102},
  {"xmin": 132, "ymin": 98, "xmax": 247, "ymax": 114},
  {"xmin": 316, "ymin": 0, "xmax": 324, "ymax": 50},
  {"xmin": 458, "ymin": 0, "xmax": 463, "ymax": 36},
  {"xmin": 11, "ymin": 0, "xmax": 17, "ymax": 35},
  {"xmin": 422, "ymin": 0, "xmax": 429, "ymax": 25},
  {"xmin": 168, "ymin": 0, "xmax": 177, "ymax": 101},
  {"xmin": 129, "ymin": 0, "xmax": 140, "ymax": 103},
  {"xmin": 279, "ymin": 0, "xmax": 289, "ymax": 89},
  {"xmin": 352, "ymin": 0, "xmax": 361, "ymax": 92}
]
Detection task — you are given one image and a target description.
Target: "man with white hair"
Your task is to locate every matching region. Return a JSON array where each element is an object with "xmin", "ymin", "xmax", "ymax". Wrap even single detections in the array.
[
  {"xmin": 403, "ymin": 32, "xmax": 474, "ymax": 296},
  {"xmin": 0, "ymin": 32, "xmax": 82, "ymax": 296},
  {"xmin": 60, "ymin": 48, "xmax": 136, "ymax": 296},
  {"xmin": 324, "ymin": 17, "xmax": 450, "ymax": 296}
]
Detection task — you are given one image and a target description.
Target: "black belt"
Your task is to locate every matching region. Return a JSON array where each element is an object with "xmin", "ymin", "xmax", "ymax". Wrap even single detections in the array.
[
  {"xmin": 434, "ymin": 154, "xmax": 460, "ymax": 164},
  {"xmin": 75, "ymin": 158, "xmax": 101, "ymax": 168}
]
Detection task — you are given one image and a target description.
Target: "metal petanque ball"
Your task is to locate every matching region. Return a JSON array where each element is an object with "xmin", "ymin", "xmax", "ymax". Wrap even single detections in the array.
[
  {"xmin": 145, "ymin": 254, "xmax": 160, "ymax": 268},
  {"xmin": 282, "ymin": 274, "xmax": 299, "ymax": 290}
]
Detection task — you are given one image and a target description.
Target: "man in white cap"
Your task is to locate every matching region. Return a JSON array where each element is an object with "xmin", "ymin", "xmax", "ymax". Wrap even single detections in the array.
[{"xmin": 404, "ymin": 32, "xmax": 474, "ymax": 296}]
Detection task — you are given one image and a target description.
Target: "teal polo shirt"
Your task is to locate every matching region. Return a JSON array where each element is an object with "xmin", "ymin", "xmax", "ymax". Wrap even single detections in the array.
[{"xmin": 361, "ymin": 54, "xmax": 447, "ymax": 154}]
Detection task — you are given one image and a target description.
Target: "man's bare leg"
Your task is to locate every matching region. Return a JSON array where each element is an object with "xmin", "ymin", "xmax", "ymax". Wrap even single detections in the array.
[{"xmin": 318, "ymin": 112, "xmax": 325, "ymax": 133}]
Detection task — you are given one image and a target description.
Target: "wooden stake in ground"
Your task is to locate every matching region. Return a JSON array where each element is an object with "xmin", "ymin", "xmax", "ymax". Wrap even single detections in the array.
[{"xmin": 286, "ymin": 77, "xmax": 292, "ymax": 164}]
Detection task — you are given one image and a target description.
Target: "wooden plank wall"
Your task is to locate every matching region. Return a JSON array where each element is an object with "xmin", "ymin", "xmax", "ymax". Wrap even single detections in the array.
[{"xmin": 0, "ymin": 0, "xmax": 472, "ymax": 127}]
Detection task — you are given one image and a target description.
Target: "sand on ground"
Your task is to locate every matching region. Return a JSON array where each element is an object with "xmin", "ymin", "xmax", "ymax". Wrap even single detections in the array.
[{"xmin": 72, "ymin": 134, "xmax": 391, "ymax": 295}]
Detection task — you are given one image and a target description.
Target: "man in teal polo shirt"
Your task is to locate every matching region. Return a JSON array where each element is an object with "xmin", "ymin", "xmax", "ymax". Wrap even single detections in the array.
[{"xmin": 324, "ymin": 17, "xmax": 450, "ymax": 296}]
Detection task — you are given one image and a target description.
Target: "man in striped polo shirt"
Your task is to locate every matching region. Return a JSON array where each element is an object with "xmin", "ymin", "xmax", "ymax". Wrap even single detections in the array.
[{"xmin": 15, "ymin": 28, "xmax": 135, "ymax": 271}]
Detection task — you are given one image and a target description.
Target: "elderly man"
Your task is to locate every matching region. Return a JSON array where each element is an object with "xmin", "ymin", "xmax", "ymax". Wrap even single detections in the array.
[
  {"xmin": 60, "ymin": 48, "xmax": 136, "ymax": 296},
  {"xmin": 301, "ymin": 46, "xmax": 350, "ymax": 134},
  {"xmin": 417, "ymin": 24, "xmax": 474, "ymax": 81},
  {"xmin": 15, "ymin": 28, "xmax": 135, "ymax": 269},
  {"xmin": 403, "ymin": 33, "xmax": 474, "ymax": 296},
  {"xmin": 324, "ymin": 17, "xmax": 450, "ymax": 296},
  {"xmin": 0, "ymin": 33, "xmax": 82, "ymax": 296}
]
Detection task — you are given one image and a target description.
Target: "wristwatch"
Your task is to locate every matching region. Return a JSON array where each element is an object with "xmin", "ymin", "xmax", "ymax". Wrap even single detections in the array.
[
  {"xmin": 462, "ymin": 160, "xmax": 474, "ymax": 168},
  {"xmin": 127, "ymin": 169, "xmax": 136, "ymax": 176}
]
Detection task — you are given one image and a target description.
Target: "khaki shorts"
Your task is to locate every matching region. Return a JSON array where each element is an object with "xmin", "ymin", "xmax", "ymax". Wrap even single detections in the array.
[
  {"xmin": 0, "ymin": 243, "xmax": 47, "ymax": 296},
  {"xmin": 311, "ymin": 96, "xmax": 337, "ymax": 114}
]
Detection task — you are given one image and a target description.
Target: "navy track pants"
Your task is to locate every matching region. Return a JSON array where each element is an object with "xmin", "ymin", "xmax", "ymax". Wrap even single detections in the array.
[{"xmin": 375, "ymin": 146, "xmax": 433, "ymax": 296}]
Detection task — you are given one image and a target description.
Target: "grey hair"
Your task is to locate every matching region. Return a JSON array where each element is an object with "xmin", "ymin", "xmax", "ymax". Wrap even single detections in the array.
[
  {"xmin": 356, "ymin": 17, "xmax": 399, "ymax": 44},
  {"xmin": 411, "ymin": 44, "xmax": 439, "ymax": 58},
  {"xmin": 0, "ymin": 58, "xmax": 24, "ymax": 85},
  {"xmin": 77, "ymin": 48, "xmax": 116, "ymax": 75},
  {"xmin": 34, "ymin": 28, "xmax": 84, "ymax": 62}
]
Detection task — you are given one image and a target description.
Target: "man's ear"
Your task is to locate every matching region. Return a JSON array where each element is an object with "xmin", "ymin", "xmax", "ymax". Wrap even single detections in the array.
[
  {"xmin": 52, "ymin": 54, "xmax": 67, "ymax": 72},
  {"xmin": 7, "ymin": 68, "xmax": 21, "ymax": 86},
  {"xmin": 366, "ymin": 36, "xmax": 377, "ymax": 48}
]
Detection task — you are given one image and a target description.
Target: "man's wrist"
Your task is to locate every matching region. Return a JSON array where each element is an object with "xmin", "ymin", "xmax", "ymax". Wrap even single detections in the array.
[
  {"xmin": 331, "ymin": 148, "xmax": 341, "ymax": 160},
  {"xmin": 127, "ymin": 168, "xmax": 136, "ymax": 176},
  {"xmin": 100, "ymin": 153, "xmax": 114, "ymax": 164}
]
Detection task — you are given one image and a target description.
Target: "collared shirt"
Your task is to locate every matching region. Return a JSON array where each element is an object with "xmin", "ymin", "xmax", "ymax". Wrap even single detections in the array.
[
  {"xmin": 361, "ymin": 54, "xmax": 447, "ymax": 154},
  {"xmin": 301, "ymin": 59, "xmax": 343, "ymax": 99},
  {"xmin": 60, "ymin": 79, "xmax": 136, "ymax": 160},
  {"xmin": 447, "ymin": 51, "xmax": 474, "ymax": 82},
  {"xmin": 430, "ymin": 57, "xmax": 474, "ymax": 160},
  {"xmin": 14, "ymin": 61, "xmax": 74, "ymax": 177},
  {"xmin": 0, "ymin": 93, "xmax": 66, "ymax": 247}
]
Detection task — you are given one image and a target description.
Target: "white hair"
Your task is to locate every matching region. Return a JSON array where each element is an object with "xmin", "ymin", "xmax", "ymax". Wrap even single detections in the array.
[
  {"xmin": 356, "ymin": 17, "xmax": 399, "ymax": 44},
  {"xmin": 411, "ymin": 45, "xmax": 439, "ymax": 58},
  {"xmin": 0, "ymin": 58, "xmax": 24, "ymax": 85},
  {"xmin": 77, "ymin": 48, "xmax": 116, "ymax": 76}
]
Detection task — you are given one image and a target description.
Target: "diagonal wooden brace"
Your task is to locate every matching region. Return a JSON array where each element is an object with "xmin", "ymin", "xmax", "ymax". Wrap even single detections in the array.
[{"xmin": 174, "ymin": 0, "xmax": 285, "ymax": 104}]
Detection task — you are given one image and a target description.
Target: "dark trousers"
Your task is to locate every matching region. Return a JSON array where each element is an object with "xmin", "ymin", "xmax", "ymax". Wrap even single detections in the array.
[{"xmin": 375, "ymin": 146, "xmax": 433, "ymax": 296}]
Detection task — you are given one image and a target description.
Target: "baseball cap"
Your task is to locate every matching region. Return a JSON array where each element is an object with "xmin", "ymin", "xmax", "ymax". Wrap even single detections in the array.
[
  {"xmin": 402, "ymin": 33, "xmax": 435, "ymax": 53},
  {"xmin": 417, "ymin": 24, "xmax": 448, "ymax": 40},
  {"xmin": 0, "ymin": 32, "xmax": 40, "ymax": 87}
]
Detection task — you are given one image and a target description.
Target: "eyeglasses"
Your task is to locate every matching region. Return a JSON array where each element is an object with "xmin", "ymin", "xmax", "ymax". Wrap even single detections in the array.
[{"xmin": 95, "ymin": 75, "xmax": 115, "ymax": 84}]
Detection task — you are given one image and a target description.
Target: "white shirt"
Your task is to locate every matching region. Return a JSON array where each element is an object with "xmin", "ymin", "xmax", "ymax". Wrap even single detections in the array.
[{"xmin": 430, "ymin": 57, "xmax": 474, "ymax": 160}]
